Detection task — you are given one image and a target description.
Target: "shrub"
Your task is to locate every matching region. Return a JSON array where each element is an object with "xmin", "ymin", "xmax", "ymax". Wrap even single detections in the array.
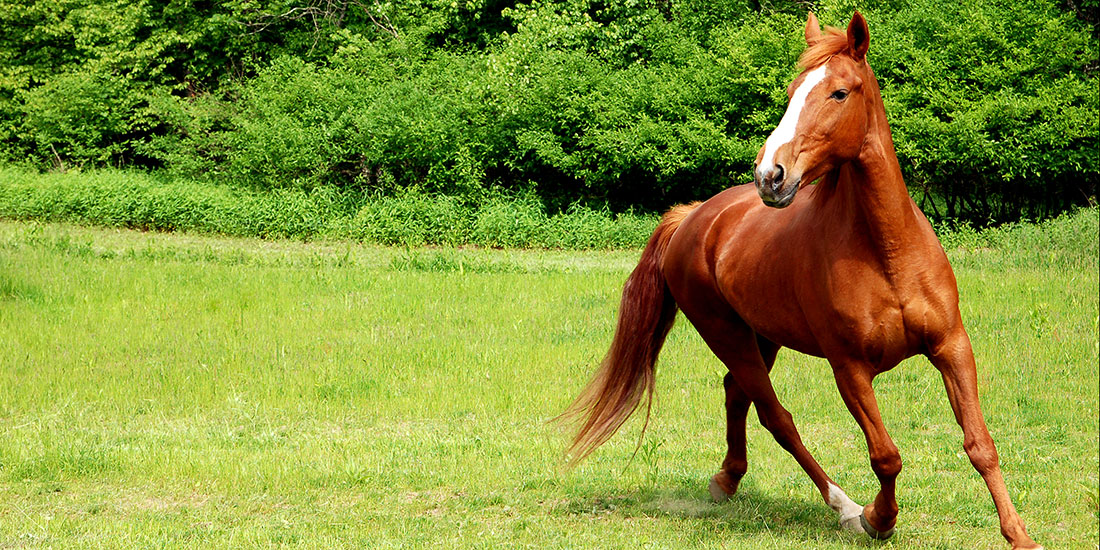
[{"xmin": 19, "ymin": 72, "xmax": 150, "ymax": 169}]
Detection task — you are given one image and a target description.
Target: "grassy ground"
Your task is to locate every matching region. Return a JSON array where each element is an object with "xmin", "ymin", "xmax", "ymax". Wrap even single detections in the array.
[{"xmin": 0, "ymin": 211, "xmax": 1096, "ymax": 549}]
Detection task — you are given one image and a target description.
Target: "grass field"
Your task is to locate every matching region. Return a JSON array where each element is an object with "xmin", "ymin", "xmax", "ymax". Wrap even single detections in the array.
[{"xmin": 0, "ymin": 211, "xmax": 1097, "ymax": 549}]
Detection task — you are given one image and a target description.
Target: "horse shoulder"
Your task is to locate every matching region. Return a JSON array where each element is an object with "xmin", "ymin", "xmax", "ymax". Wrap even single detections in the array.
[
  {"xmin": 895, "ymin": 230, "xmax": 967, "ymax": 353},
  {"xmin": 814, "ymin": 217, "xmax": 960, "ymax": 366}
]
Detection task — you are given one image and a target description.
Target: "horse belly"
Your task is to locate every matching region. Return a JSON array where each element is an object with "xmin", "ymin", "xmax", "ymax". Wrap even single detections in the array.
[
  {"xmin": 714, "ymin": 234, "xmax": 915, "ymax": 367},
  {"xmin": 712, "ymin": 247, "xmax": 829, "ymax": 357},
  {"xmin": 726, "ymin": 286, "xmax": 828, "ymax": 358}
]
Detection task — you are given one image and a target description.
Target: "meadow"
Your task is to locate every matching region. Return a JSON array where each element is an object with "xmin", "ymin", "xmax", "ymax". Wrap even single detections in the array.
[{"xmin": 0, "ymin": 209, "xmax": 1097, "ymax": 549}]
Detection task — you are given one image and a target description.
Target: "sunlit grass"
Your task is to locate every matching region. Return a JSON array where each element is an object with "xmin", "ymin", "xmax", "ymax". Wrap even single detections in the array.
[{"xmin": 0, "ymin": 212, "xmax": 1096, "ymax": 549}]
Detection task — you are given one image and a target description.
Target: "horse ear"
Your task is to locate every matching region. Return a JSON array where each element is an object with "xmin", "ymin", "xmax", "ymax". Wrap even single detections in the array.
[
  {"xmin": 847, "ymin": 11, "xmax": 870, "ymax": 62},
  {"xmin": 805, "ymin": 12, "xmax": 823, "ymax": 45}
]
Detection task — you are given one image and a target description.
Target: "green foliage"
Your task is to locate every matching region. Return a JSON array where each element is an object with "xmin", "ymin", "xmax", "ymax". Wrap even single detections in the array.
[
  {"xmin": 0, "ymin": 0, "xmax": 262, "ymax": 163},
  {"xmin": 18, "ymin": 71, "xmax": 149, "ymax": 168},
  {"xmin": 0, "ymin": 0, "xmax": 1096, "ymax": 223}
]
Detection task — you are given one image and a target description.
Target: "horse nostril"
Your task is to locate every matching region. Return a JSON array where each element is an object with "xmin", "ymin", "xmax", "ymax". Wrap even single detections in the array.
[{"xmin": 774, "ymin": 164, "xmax": 785, "ymax": 183}]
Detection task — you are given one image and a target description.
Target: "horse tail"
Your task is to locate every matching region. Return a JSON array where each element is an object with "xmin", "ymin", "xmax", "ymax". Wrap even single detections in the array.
[{"xmin": 561, "ymin": 202, "xmax": 700, "ymax": 466}]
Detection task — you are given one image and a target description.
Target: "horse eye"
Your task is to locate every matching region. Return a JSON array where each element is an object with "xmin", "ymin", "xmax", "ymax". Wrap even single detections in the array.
[{"xmin": 830, "ymin": 89, "xmax": 849, "ymax": 101}]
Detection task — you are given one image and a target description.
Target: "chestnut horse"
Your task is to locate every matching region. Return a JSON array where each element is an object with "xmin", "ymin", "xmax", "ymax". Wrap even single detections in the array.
[{"xmin": 562, "ymin": 11, "xmax": 1041, "ymax": 550}]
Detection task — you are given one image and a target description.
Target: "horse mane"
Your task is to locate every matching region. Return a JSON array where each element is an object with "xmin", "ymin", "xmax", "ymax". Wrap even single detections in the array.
[{"xmin": 799, "ymin": 26, "xmax": 849, "ymax": 69}]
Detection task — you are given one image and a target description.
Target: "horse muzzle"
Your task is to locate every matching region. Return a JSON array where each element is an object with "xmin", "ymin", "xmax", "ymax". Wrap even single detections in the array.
[{"xmin": 754, "ymin": 164, "xmax": 800, "ymax": 209}]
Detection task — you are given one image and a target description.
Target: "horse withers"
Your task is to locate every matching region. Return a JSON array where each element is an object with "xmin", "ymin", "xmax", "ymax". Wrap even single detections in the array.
[{"xmin": 561, "ymin": 11, "xmax": 1041, "ymax": 550}]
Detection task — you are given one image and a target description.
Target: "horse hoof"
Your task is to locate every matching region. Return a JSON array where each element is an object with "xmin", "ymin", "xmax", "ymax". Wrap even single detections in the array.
[
  {"xmin": 708, "ymin": 476, "xmax": 732, "ymax": 503},
  {"xmin": 859, "ymin": 512, "xmax": 895, "ymax": 540},
  {"xmin": 839, "ymin": 514, "xmax": 865, "ymax": 534}
]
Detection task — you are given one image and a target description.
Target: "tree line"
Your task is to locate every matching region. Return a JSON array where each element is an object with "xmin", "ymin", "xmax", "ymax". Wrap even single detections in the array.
[{"xmin": 1, "ymin": 0, "xmax": 1097, "ymax": 223}]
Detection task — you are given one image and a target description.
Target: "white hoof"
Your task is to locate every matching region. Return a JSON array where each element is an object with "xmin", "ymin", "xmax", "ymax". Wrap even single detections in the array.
[
  {"xmin": 827, "ymin": 483, "xmax": 866, "ymax": 535},
  {"xmin": 708, "ymin": 477, "xmax": 731, "ymax": 503},
  {"xmin": 839, "ymin": 513, "xmax": 865, "ymax": 534}
]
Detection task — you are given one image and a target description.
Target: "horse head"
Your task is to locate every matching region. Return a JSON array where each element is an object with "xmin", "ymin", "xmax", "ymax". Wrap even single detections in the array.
[{"xmin": 754, "ymin": 11, "xmax": 874, "ymax": 208}]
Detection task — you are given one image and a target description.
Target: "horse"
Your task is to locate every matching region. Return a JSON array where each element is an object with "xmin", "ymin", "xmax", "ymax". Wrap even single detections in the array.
[{"xmin": 561, "ymin": 11, "xmax": 1042, "ymax": 550}]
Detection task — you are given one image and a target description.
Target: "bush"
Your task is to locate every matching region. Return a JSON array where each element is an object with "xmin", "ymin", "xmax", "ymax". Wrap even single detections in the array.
[{"xmin": 19, "ymin": 72, "xmax": 151, "ymax": 169}]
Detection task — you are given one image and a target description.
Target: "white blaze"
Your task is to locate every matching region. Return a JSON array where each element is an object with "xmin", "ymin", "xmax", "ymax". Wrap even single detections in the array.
[{"xmin": 758, "ymin": 64, "xmax": 829, "ymax": 174}]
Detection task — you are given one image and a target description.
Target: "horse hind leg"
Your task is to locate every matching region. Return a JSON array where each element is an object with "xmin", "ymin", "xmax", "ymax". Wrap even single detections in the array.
[
  {"xmin": 709, "ymin": 372, "xmax": 752, "ymax": 501},
  {"xmin": 709, "ymin": 336, "xmax": 779, "ymax": 502},
  {"xmin": 688, "ymin": 314, "xmax": 863, "ymax": 532}
]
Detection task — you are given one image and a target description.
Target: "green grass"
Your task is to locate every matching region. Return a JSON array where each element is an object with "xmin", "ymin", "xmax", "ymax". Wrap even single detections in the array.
[{"xmin": 0, "ymin": 210, "xmax": 1096, "ymax": 549}]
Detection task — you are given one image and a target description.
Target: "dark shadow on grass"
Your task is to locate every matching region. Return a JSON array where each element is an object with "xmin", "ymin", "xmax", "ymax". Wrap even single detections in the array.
[{"xmin": 561, "ymin": 483, "xmax": 885, "ymax": 546}]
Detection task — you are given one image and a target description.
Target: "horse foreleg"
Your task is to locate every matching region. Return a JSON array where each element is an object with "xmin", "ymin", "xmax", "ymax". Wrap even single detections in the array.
[
  {"xmin": 738, "ymin": 359, "xmax": 866, "ymax": 533},
  {"xmin": 930, "ymin": 328, "xmax": 1042, "ymax": 550},
  {"xmin": 831, "ymin": 363, "xmax": 902, "ymax": 539}
]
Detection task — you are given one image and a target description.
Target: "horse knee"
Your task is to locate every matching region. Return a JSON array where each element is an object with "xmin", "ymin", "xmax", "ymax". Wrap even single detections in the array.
[
  {"xmin": 964, "ymin": 436, "xmax": 999, "ymax": 473},
  {"xmin": 870, "ymin": 450, "xmax": 902, "ymax": 480}
]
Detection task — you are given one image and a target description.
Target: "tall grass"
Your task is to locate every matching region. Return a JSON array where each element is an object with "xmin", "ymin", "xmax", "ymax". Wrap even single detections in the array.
[
  {"xmin": 0, "ymin": 166, "xmax": 658, "ymax": 249},
  {"xmin": 4, "ymin": 166, "xmax": 1097, "ymax": 257},
  {"xmin": 934, "ymin": 208, "xmax": 1099, "ymax": 271}
]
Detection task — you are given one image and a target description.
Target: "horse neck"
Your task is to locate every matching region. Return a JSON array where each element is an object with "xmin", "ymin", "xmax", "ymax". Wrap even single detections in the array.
[{"xmin": 832, "ymin": 84, "xmax": 922, "ymax": 259}]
